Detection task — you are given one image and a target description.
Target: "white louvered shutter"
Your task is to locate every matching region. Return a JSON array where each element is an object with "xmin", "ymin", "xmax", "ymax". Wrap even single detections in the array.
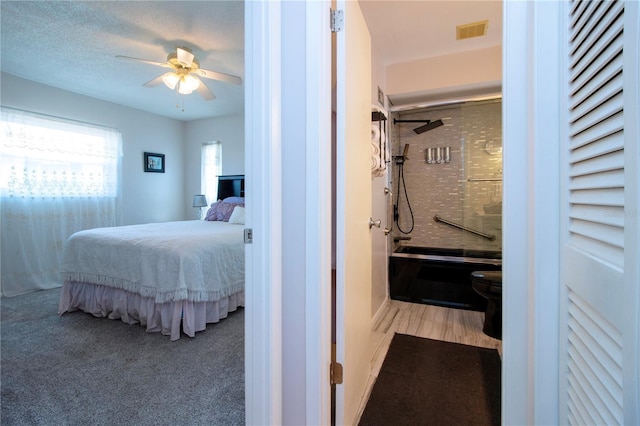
[{"xmin": 560, "ymin": 0, "xmax": 639, "ymax": 424}]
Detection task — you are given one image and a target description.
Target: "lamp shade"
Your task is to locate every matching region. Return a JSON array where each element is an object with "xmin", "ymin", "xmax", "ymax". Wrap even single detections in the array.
[
  {"xmin": 162, "ymin": 73, "xmax": 180, "ymax": 90},
  {"xmin": 192, "ymin": 194, "xmax": 208, "ymax": 208}
]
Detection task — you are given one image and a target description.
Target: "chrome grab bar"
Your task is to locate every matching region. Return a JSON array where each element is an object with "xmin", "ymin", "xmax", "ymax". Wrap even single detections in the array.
[
  {"xmin": 433, "ymin": 215, "xmax": 496, "ymax": 241},
  {"xmin": 466, "ymin": 178, "xmax": 503, "ymax": 182}
]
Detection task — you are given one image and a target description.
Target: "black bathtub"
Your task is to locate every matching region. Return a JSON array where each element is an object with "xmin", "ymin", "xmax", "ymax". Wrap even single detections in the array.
[{"xmin": 389, "ymin": 246, "xmax": 502, "ymax": 311}]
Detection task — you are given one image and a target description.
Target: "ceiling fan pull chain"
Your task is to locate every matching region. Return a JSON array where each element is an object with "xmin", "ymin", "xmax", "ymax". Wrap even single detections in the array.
[{"xmin": 175, "ymin": 85, "xmax": 180, "ymax": 110}]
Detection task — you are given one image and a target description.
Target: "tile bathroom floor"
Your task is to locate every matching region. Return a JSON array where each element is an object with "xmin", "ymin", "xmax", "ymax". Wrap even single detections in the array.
[{"xmin": 356, "ymin": 300, "xmax": 502, "ymax": 421}]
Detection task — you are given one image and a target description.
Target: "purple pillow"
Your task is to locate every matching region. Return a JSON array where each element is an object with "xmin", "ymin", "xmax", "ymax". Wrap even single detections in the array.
[
  {"xmin": 205, "ymin": 201, "xmax": 245, "ymax": 222},
  {"xmin": 204, "ymin": 201, "xmax": 222, "ymax": 221}
]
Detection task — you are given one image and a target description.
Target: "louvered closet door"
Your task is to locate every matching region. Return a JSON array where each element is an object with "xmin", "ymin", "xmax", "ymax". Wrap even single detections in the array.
[{"xmin": 560, "ymin": 1, "xmax": 639, "ymax": 424}]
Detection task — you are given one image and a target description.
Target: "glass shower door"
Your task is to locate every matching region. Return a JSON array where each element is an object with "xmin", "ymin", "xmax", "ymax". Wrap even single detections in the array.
[{"xmin": 460, "ymin": 99, "xmax": 503, "ymax": 257}]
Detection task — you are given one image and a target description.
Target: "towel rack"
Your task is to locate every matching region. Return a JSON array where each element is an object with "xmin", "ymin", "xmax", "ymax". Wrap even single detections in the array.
[{"xmin": 433, "ymin": 215, "xmax": 496, "ymax": 241}]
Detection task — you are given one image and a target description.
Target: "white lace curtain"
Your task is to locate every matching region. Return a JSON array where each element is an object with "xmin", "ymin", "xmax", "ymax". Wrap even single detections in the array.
[
  {"xmin": 201, "ymin": 141, "xmax": 222, "ymax": 205},
  {"xmin": 0, "ymin": 108, "xmax": 122, "ymax": 297}
]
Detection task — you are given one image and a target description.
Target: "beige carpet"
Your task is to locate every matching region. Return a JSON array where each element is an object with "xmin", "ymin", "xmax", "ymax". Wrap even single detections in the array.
[{"xmin": 1, "ymin": 287, "xmax": 244, "ymax": 426}]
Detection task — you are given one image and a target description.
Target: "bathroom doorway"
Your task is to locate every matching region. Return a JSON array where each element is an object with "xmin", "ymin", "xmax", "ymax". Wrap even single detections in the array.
[{"xmin": 388, "ymin": 98, "xmax": 503, "ymax": 311}]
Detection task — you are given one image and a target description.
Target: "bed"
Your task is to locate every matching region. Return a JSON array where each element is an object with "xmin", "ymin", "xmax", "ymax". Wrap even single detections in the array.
[{"xmin": 58, "ymin": 175, "xmax": 246, "ymax": 340}]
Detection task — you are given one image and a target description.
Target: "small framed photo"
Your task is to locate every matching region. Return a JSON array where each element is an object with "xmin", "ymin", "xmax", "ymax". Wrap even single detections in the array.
[{"xmin": 144, "ymin": 152, "xmax": 165, "ymax": 173}]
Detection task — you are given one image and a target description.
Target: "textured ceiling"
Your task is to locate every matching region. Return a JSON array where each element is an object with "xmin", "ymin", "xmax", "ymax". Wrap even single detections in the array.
[
  {"xmin": 359, "ymin": 0, "xmax": 502, "ymax": 66},
  {"xmin": 0, "ymin": 1, "xmax": 244, "ymax": 121},
  {"xmin": 1, "ymin": 1, "xmax": 501, "ymax": 122}
]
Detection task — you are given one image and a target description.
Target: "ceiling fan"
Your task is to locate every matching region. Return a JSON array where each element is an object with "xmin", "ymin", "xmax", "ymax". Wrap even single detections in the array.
[{"xmin": 116, "ymin": 47, "xmax": 242, "ymax": 101}]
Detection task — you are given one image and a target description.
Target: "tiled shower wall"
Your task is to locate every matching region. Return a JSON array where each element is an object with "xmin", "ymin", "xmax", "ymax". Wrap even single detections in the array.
[{"xmin": 389, "ymin": 99, "xmax": 502, "ymax": 252}]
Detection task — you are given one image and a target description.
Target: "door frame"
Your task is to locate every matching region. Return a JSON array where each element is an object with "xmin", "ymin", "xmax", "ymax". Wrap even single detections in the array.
[
  {"xmin": 244, "ymin": 1, "xmax": 332, "ymax": 425},
  {"xmin": 244, "ymin": 1, "xmax": 283, "ymax": 424},
  {"xmin": 248, "ymin": 0, "xmax": 581, "ymax": 424},
  {"xmin": 503, "ymin": 1, "xmax": 564, "ymax": 424},
  {"xmin": 301, "ymin": 1, "xmax": 333, "ymax": 424},
  {"xmin": 622, "ymin": 2, "xmax": 640, "ymax": 420}
]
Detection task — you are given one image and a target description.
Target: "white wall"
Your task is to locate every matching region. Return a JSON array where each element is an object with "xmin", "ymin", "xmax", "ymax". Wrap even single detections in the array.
[
  {"xmin": 1, "ymin": 73, "xmax": 185, "ymax": 225},
  {"xmin": 183, "ymin": 114, "xmax": 244, "ymax": 213},
  {"xmin": 2, "ymin": 74, "xmax": 247, "ymax": 224},
  {"xmin": 386, "ymin": 45, "xmax": 502, "ymax": 107}
]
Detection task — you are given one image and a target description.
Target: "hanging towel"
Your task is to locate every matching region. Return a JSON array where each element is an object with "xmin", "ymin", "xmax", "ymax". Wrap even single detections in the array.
[{"xmin": 371, "ymin": 124, "xmax": 380, "ymax": 142}]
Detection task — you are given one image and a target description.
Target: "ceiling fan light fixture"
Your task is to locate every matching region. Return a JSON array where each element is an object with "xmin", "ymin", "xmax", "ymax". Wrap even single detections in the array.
[
  {"xmin": 162, "ymin": 73, "xmax": 180, "ymax": 90},
  {"xmin": 119, "ymin": 46, "xmax": 236, "ymax": 102},
  {"xmin": 178, "ymin": 74, "xmax": 200, "ymax": 94},
  {"xmin": 178, "ymin": 85, "xmax": 193, "ymax": 95}
]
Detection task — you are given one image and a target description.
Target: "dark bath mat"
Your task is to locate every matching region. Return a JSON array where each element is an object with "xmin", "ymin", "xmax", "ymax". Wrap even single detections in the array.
[{"xmin": 359, "ymin": 333, "xmax": 501, "ymax": 426}]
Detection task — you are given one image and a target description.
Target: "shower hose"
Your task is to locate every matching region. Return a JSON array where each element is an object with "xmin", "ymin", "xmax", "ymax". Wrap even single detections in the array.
[{"xmin": 396, "ymin": 162, "xmax": 414, "ymax": 234}]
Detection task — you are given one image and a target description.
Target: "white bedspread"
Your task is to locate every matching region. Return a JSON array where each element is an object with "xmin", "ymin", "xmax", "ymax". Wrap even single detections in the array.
[{"xmin": 59, "ymin": 220, "xmax": 244, "ymax": 303}]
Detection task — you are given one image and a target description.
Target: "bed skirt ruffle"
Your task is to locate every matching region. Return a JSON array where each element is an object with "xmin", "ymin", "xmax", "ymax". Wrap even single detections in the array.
[{"xmin": 58, "ymin": 281, "xmax": 244, "ymax": 341}]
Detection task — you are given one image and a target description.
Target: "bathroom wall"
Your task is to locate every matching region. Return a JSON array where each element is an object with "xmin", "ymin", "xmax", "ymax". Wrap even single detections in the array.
[
  {"xmin": 385, "ymin": 46, "xmax": 502, "ymax": 108},
  {"xmin": 390, "ymin": 99, "xmax": 502, "ymax": 252}
]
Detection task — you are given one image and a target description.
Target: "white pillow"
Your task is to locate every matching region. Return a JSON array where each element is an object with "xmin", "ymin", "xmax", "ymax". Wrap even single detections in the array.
[{"xmin": 228, "ymin": 206, "xmax": 245, "ymax": 225}]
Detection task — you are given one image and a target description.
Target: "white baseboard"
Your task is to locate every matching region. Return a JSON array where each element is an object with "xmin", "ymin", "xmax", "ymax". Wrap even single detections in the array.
[{"xmin": 371, "ymin": 297, "xmax": 390, "ymax": 332}]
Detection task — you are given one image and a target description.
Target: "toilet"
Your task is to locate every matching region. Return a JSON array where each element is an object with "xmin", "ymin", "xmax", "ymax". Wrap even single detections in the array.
[{"xmin": 471, "ymin": 271, "xmax": 502, "ymax": 340}]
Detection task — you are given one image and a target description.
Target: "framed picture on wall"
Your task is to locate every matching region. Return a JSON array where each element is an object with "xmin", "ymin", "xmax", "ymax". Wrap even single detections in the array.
[{"xmin": 144, "ymin": 152, "xmax": 165, "ymax": 173}]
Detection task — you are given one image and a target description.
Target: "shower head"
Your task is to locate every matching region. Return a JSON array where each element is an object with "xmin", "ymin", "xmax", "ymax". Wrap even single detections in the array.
[{"xmin": 414, "ymin": 119, "xmax": 444, "ymax": 134}]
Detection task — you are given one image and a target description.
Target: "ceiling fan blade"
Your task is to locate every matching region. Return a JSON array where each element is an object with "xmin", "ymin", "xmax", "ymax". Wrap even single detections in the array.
[
  {"xmin": 116, "ymin": 55, "xmax": 172, "ymax": 69},
  {"xmin": 193, "ymin": 76, "xmax": 216, "ymax": 101},
  {"xmin": 177, "ymin": 48, "xmax": 195, "ymax": 67},
  {"xmin": 143, "ymin": 73, "xmax": 173, "ymax": 88},
  {"xmin": 195, "ymin": 68, "xmax": 242, "ymax": 86}
]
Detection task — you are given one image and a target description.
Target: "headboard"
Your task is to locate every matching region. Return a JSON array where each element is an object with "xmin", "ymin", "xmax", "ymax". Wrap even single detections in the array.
[{"xmin": 217, "ymin": 175, "xmax": 245, "ymax": 200}]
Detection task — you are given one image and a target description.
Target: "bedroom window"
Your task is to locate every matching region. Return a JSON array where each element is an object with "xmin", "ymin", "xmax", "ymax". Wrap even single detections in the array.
[
  {"xmin": 0, "ymin": 107, "xmax": 123, "ymax": 297},
  {"xmin": 201, "ymin": 141, "xmax": 222, "ymax": 204},
  {"xmin": 0, "ymin": 108, "xmax": 121, "ymax": 198}
]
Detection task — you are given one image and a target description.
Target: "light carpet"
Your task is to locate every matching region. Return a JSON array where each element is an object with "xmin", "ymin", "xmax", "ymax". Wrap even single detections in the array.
[{"xmin": 1, "ymin": 287, "xmax": 244, "ymax": 426}]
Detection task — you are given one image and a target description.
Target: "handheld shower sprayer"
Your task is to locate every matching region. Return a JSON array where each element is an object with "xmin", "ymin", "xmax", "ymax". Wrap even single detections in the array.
[
  {"xmin": 395, "ymin": 144, "xmax": 410, "ymax": 165},
  {"xmin": 394, "ymin": 142, "xmax": 414, "ymax": 234}
]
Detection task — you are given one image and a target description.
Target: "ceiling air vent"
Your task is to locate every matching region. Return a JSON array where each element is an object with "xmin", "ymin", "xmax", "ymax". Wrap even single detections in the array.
[{"xmin": 456, "ymin": 20, "xmax": 489, "ymax": 40}]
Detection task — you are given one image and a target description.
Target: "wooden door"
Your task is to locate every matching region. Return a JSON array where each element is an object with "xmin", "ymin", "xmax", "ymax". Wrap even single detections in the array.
[
  {"xmin": 559, "ymin": 1, "xmax": 639, "ymax": 424},
  {"xmin": 334, "ymin": 1, "xmax": 375, "ymax": 424}
]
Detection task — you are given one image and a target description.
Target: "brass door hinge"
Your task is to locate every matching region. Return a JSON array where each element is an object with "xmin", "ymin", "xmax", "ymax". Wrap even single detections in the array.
[
  {"xmin": 330, "ymin": 361, "xmax": 343, "ymax": 385},
  {"xmin": 331, "ymin": 343, "xmax": 343, "ymax": 384}
]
